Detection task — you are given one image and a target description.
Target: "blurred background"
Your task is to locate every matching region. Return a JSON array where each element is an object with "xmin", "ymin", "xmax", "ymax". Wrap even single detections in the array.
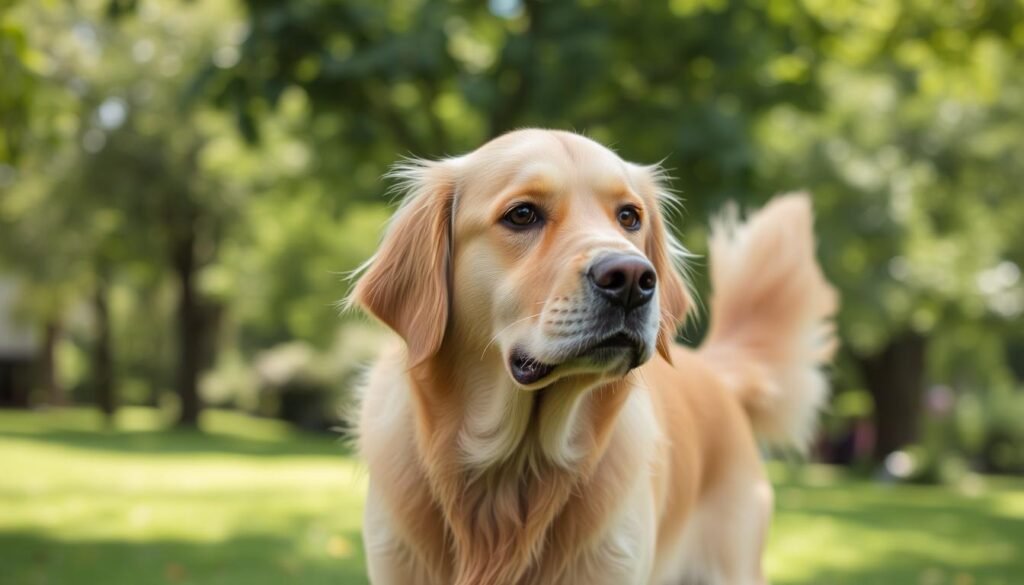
[{"xmin": 1, "ymin": 0, "xmax": 1022, "ymax": 584}]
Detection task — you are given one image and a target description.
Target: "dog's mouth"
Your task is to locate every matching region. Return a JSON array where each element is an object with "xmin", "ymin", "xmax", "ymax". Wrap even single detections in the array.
[
  {"xmin": 509, "ymin": 332, "xmax": 644, "ymax": 386},
  {"xmin": 509, "ymin": 351, "xmax": 557, "ymax": 386}
]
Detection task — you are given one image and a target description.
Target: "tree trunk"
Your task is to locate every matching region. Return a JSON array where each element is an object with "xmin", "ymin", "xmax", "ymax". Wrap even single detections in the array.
[
  {"xmin": 39, "ymin": 320, "xmax": 65, "ymax": 406},
  {"xmin": 173, "ymin": 230, "xmax": 202, "ymax": 428},
  {"xmin": 858, "ymin": 331, "xmax": 927, "ymax": 461},
  {"xmin": 93, "ymin": 282, "xmax": 116, "ymax": 423}
]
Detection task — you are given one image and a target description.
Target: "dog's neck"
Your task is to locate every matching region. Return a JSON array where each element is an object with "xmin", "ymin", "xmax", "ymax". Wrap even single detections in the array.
[
  {"xmin": 404, "ymin": 344, "xmax": 641, "ymax": 585},
  {"xmin": 459, "ymin": 362, "xmax": 589, "ymax": 471}
]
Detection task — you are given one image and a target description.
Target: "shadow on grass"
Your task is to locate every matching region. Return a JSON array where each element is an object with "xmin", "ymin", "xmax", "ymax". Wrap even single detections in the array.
[
  {"xmin": 0, "ymin": 428, "xmax": 354, "ymax": 458},
  {"xmin": 777, "ymin": 552, "xmax": 1020, "ymax": 585},
  {"xmin": 0, "ymin": 406, "xmax": 355, "ymax": 458},
  {"xmin": 1, "ymin": 527, "xmax": 369, "ymax": 585}
]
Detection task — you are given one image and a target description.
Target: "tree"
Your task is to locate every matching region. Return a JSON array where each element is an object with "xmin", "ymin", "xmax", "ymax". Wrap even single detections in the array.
[
  {"xmin": 210, "ymin": 0, "xmax": 1024, "ymax": 462},
  {"xmin": 2, "ymin": 0, "xmax": 1021, "ymax": 460},
  {"xmin": 753, "ymin": 0, "xmax": 1024, "ymax": 460},
  {"xmin": 1, "ymin": 0, "xmax": 249, "ymax": 425}
]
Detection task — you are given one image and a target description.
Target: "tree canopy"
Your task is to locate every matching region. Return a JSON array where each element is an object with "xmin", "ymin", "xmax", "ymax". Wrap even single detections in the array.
[{"xmin": 1, "ymin": 0, "xmax": 1022, "ymax": 471}]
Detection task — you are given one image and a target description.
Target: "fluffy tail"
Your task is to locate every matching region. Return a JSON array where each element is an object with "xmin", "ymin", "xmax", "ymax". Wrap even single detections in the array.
[{"xmin": 699, "ymin": 193, "xmax": 838, "ymax": 451}]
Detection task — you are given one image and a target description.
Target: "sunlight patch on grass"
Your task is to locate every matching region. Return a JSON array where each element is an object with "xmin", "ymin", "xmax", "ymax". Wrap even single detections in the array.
[
  {"xmin": 0, "ymin": 407, "xmax": 369, "ymax": 585},
  {"xmin": 768, "ymin": 471, "xmax": 1024, "ymax": 585},
  {"xmin": 989, "ymin": 489, "xmax": 1024, "ymax": 520}
]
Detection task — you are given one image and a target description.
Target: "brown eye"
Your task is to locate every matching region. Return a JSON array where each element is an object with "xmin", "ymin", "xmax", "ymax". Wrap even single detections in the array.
[
  {"xmin": 502, "ymin": 203, "xmax": 542, "ymax": 229},
  {"xmin": 617, "ymin": 205, "xmax": 641, "ymax": 231}
]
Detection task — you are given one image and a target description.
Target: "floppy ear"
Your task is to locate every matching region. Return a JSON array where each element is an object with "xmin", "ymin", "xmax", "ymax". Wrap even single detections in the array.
[
  {"xmin": 634, "ymin": 165, "xmax": 693, "ymax": 364},
  {"xmin": 350, "ymin": 159, "xmax": 456, "ymax": 366}
]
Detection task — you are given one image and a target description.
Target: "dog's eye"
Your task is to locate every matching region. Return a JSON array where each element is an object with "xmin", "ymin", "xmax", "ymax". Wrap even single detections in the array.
[
  {"xmin": 502, "ymin": 203, "xmax": 542, "ymax": 229},
  {"xmin": 617, "ymin": 206, "xmax": 641, "ymax": 231}
]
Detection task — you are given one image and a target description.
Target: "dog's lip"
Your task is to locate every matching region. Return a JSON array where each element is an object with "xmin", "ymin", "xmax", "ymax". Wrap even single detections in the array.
[
  {"xmin": 508, "ymin": 332, "xmax": 645, "ymax": 386},
  {"xmin": 509, "ymin": 350, "xmax": 557, "ymax": 386},
  {"xmin": 582, "ymin": 331, "xmax": 645, "ymax": 369},
  {"xmin": 587, "ymin": 331, "xmax": 640, "ymax": 352}
]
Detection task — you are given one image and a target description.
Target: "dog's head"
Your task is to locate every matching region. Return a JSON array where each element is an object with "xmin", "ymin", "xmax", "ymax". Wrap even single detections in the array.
[{"xmin": 352, "ymin": 129, "xmax": 691, "ymax": 390}]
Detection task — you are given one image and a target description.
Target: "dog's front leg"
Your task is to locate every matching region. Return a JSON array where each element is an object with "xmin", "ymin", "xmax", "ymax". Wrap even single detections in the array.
[
  {"xmin": 363, "ymin": 485, "xmax": 442, "ymax": 585},
  {"xmin": 557, "ymin": 480, "xmax": 657, "ymax": 585}
]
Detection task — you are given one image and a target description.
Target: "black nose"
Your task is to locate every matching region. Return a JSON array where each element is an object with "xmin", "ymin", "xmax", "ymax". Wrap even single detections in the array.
[{"xmin": 587, "ymin": 254, "xmax": 657, "ymax": 310}]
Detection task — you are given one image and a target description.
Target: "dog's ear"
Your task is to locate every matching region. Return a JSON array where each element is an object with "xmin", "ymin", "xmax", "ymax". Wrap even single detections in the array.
[
  {"xmin": 632, "ymin": 164, "xmax": 693, "ymax": 364},
  {"xmin": 350, "ymin": 159, "xmax": 456, "ymax": 366}
]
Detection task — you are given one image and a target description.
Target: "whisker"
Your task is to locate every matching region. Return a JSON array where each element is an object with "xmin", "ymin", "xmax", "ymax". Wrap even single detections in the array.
[
  {"xmin": 480, "ymin": 312, "xmax": 544, "ymax": 360},
  {"xmin": 631, "ymin": 367, "xmax": 651, "ymax": 389}
]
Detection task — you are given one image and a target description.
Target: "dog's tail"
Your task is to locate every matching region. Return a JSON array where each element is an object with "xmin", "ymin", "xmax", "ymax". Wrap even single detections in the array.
[{"xmin": 698, "ymin": 193, "xmax": 838, "ymax": 451}]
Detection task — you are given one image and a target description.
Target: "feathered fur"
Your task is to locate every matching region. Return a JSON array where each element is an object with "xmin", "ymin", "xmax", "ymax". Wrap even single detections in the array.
[{"xmin": 700, "ymin": 193, "xmax": 839, "ymax": 449}]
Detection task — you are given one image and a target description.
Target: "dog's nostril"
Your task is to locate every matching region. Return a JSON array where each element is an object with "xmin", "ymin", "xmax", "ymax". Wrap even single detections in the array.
[
  {"xmin": 639, "ymin": 270, "xmax": 657, "ymax": 291},
  {"xmin": 596, "ymin": 270, "xmax": 627, "ymax": 291}
]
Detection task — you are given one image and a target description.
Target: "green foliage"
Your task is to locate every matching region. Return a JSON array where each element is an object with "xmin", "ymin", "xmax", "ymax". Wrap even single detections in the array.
[
  {"xmin": 198, "ymin": 0, "xmax": 1024, "ymax": 465},
  {"xmin": 754, "ymin": 0, "xmax": 1024, "ymax": 354},
  {"xmin": 0, "ymin": 0, "xmax": 1022, "ymax": 461},
  {"xmin": 201, "ymin": 0, "xmax": 1024, "ymax": 346},
  {"xmin": 0, "ymin": 8, "xmax": 34, "ymax": 162},
  {"xmin": 0, "ymin": 0, "xmax": 394, "ymax": 419}
]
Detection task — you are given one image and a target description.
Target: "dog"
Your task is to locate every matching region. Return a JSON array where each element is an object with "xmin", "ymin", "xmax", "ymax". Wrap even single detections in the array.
[{"xmin": 349, "ymin": 129, "xmax": 837, "ymax": 585}]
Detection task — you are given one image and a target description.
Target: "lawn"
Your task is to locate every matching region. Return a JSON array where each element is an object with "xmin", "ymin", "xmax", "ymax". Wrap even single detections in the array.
[{"xmin": 1, "ymin": 408, "xmax": 1021, "ymax": 585}]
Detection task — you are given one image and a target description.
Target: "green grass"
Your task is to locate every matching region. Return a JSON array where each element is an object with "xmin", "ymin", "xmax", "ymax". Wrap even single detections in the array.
[
  {"xmin": 0, "ymin": 408, "xmax": 368, "ymax": 585},
  {"xmin": 1, "ymin": 408, "xmax": 1022, "ymax": 585}
]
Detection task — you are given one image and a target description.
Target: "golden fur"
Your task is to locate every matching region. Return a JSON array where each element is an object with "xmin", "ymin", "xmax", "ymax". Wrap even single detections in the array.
[{"xmin": 351, "ymin": 129, "xmax": 837, "ymax": 585}]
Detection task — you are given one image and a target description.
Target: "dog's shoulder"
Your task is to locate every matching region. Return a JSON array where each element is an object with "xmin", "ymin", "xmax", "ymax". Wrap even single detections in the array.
[{"xmin": 351, "ymin": 339, "xmax": 414, "ymax": 453}]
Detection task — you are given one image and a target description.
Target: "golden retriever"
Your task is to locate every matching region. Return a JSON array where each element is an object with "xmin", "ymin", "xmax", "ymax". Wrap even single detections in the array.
[{"xmin": 350, "ymin": 129, "xmax": 837, "ymax": 585}]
